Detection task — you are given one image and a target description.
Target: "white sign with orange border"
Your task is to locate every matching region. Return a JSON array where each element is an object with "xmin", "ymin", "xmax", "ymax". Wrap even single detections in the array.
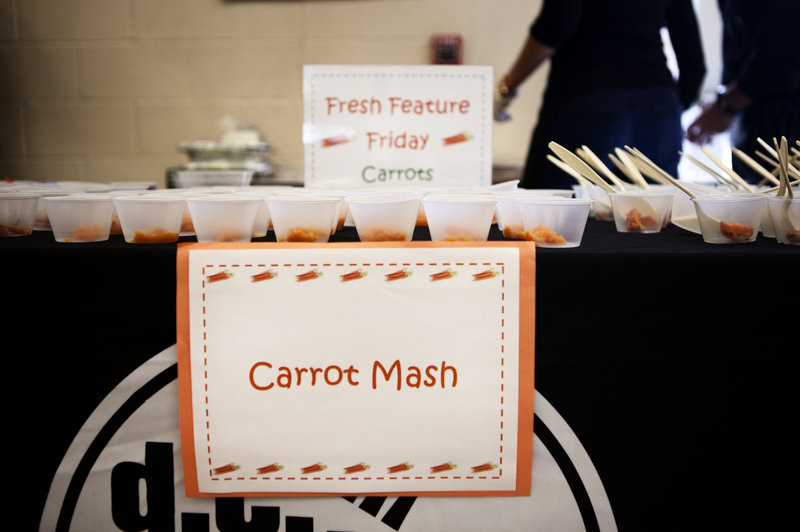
[
  {"xmin": 302, "ymin": 64, "xmax": 493, "ymax": 189},
  {"xmin": 177, "ymin": 241, "xmax": 535, "ymax": 497}
]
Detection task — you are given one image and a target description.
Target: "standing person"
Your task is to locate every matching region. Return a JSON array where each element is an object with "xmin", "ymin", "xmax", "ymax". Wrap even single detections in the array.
[
  {"xmin": 495, "ymin": 0, "xmax": 706, "ymax": 189},
  {"xmin": 686, "ymin": 0, "xmax": 800, "ymax": 182}
]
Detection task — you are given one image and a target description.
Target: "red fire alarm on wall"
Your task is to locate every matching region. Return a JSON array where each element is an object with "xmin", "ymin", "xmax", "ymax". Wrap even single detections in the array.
[{"xmin": 431, "ymin": 33, "xmax": 463, "ymax": 65}]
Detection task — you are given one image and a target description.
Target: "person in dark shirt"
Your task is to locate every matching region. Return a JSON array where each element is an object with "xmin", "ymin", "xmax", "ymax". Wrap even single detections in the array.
[
  {"xmin": 686, "ymin": 0, "xmax": 800, "ymax": 182},
  {"xmin": 496, "ymin": 0, "xmax": 706, "ymax": 189}
]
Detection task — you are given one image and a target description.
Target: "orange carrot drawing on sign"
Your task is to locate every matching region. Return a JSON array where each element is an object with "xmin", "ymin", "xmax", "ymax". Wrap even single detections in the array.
[
  {"xmin": 296, "ymin": 269, "xmax": 322, "ymax": 282},
  {"xmin": 301, "ymin": 462, "xmax": 326, "ymax": 474},
  {"xmin": 385, "ymin": 269, "xmax": 412, "ymax": 281},
  {"xmin": 430, "ymin": 462, "xmax": 456, "ymax": 473},
  {"xmin": 251, "ymin": 270, "xmax": 277, "ymax": 282},
  {"xmin": 470, "ymin": 462, "xmax": 498, "ymax": 473},
  {"xmin": 256, "ymin": 463, "xmax": 283, "ymax": 474},
  {"xmin": 472, "ymin": 269, "xmax": 499, "ymax": 281},
  {"xmin": 343, "ymin": 462, "xmax": 370, "ymax": 474},
  {"xmin": 321, "ymin": 134, "xmax": 351, "ymax": 147},
  {"xmin": 387, "ymin": 462, "xmax": 413, "ymax": 473},
  {"xmin": 340, "ymin": 270, "xmax": 366, "ymax": 282},
  {"xmin": 443, "ymin": 132, "xmax": 472, "ymax": 145},
  {"xmin": 206, "ymin": 270, "xmax": 233, "ymax": 283},
  {"xmin": 430, "ymin": 269, "xmax": 456, "ymax": 281},
  {"xmin": 212, "ymin": 463, "xmax": 239, "ymax": 475}
]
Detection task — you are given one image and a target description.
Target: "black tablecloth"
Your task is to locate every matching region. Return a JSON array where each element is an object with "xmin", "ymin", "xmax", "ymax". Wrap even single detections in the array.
[{"xmin": 2, "ymin": 220, "xmax": 798, "ymax": 531}]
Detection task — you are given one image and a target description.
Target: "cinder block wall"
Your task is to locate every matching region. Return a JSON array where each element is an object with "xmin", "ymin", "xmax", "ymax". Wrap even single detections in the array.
[{"xmin": 0, "ymin": 0, "xmax": 545, "ymax": 187}]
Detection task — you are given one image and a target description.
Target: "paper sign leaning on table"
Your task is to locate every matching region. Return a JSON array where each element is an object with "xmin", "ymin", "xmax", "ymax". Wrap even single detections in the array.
[
  {"xmin": 302, "ymin": 64, "xmax": 493, "ymax": 189},
  {"xmin": 176, "ymin": 242, "xmax": 535, "ymax": 497}
]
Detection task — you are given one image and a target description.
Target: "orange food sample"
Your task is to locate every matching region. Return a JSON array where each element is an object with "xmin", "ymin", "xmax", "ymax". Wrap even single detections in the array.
[
  {"xmin": 280, "ymin": 227, "xmax": 328, "ymax": 242},
  {"xmin": 212, "ymin": 229, "xmax": 248, "ymax": 242},
  {"xmin": 180, "ymin": 212, "xmax": 194, "ymax": 233},
  {"xmin": 65, "ymin": 224, "xmax": 106, "ymax": 242},
  {"xmin": 720, "ymin": 221, "xmax": 754, "ymax": 242},
  {"xmin": 415, "ymin": 213, "xmax": 428, "ymax": 227},
  {"xmin": 131, "ymin": 227, "xmax": 179, "ymax": 244},
  {"xmin": 0, "ymin": 223, "xmax": 32, "ymax": 236},
  {"xmin": 525, "ymin": 224, "xmax": 567, "ymax": 245},
  {"xmin": 625, "ymin": 208, "xmax": 659, "ymax": 231},
  {"xmin": 502, "ymin": 223, "xmax": 526, "ymax": 239},
  {"xmin": 359, "ymin": 227, "xmax": 408, "ymax": 241},
  {"xmin": 110, "ymin": 214, "xmax": 123, "ymax": 235},
  {"xmin": 787, "ymin": 230, "xmax": 800, "ymax": 243}
]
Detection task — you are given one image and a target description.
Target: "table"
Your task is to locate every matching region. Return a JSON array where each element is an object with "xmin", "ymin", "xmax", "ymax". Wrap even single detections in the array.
[{"xmin": 2, "ymin": 220, "xmax": 797, "ymax": 531}]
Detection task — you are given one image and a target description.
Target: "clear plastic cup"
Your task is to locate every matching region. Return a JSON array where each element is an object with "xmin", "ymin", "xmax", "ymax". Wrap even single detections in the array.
[
  {"xmin": 421, "ymin": 193, "xmax": 497, "ymax": 241},
  {"xmin": 345, "ymin": 191, "xmax": 421, "ymax": 241},
  {"xmin": 609, "ymin": 189, "xmax": 675, "ymax": 233},
  {"xmin": 692, "ymin": 194, "xmax": 766, "ymax": 244},
  {"xmin": 266, "ymin": 194, "xmax": 342, "ymax": 242},
  {"xmin": 185, "ymin": 194, "xmax": 263, "ymax": 242},
  {"xmin": 767, "ymin": 196, "xmax": 800, "ymax": 245},
  {"xmin": 43, "ymin": 194, "xmax": 115, "ymax": 242},
  {"xmin": 0, "ymin": 192, "xmax": 40, "ymax": 237},
  {"xmin": 495, "ymin": 189, "xmax": 575, "ymax": 239},
  {"xmin": 517, "ymin": 196, "xmax": 593, "ymax": 248},
  {"xmin": 113, "ymin": 195, "xmax": 187, "ymax": 244}
]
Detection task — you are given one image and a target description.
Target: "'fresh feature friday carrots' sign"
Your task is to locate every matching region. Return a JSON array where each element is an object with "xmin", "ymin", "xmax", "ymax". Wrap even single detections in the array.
[
  {"xmin": 177, "ymin": 242, "xmax": 535, "ymax": 497},
  {"xmin": 303, "ymin": 65, "xmax": 493, "ymax": 188}
]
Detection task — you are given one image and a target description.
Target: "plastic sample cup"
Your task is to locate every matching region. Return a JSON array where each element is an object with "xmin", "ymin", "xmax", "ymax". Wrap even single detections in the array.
[
  {"xmin": 0, "ymin": 192, "xmax": 40, "ymax": 237},
  {"xmin": 767, "ymin": 196, "xmax": 800, "ymax": 245},
  {"xmin": 345, "ymin": 191, "xmax": 421, "ymax": 242},
  {"xmin": 692, "ymin": 194, "xmax": 766, "ymax": 244},
  {"xmin": 185, "ymin": 194, "xmax": 263, "ymax": 242},
  {"xmin": 113, "ymin": 195, "xmax": 187, "ymax": 244},
  {"xmin": 266, "ymin": 194, "xmax": 342, "ymax": 242},
  {"xmin": 609, "ymin": 189, "xmax": 675, "ymax": 234},
  {"xmin": 42, "ymin": 194, "xmax": 115, "ymax": 242},
  {"xmin": 517, "ymin": 196, "xmax": 593, "ymax": 248},
  {"xmin": 421, "ymin": 193, "xmax": 497, "ymax": 241}
]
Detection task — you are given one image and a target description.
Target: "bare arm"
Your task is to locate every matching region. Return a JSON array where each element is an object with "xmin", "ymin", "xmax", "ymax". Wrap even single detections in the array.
[{"xmin": 501, "ymin": 35, "xmax": 556, "ymax": 94}]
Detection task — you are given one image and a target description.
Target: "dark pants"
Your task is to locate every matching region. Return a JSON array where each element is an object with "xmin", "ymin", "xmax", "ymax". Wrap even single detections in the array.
[{"xmin": 521, "ymin": 86, "xmax": 683, "ymax": 190}]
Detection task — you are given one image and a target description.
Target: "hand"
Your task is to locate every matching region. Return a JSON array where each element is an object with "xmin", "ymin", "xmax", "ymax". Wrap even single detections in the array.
[
  {"xmin": 494, "ymin": 78, "xmax": 516, "ymax": 122},
  {"xmin": 686, "ymin": 102, "xmax": 734, "ymax": 145}
]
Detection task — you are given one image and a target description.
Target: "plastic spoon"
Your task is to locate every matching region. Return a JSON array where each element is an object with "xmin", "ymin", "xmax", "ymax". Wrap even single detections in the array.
[
  {"xmin": 679, "ymin": 151, "xmax": 740, "ymax": 189},
  {"xmin": 731, "ymin": 147, "xmax": 780, "ymax": 186},
  {"xmin": 613, "ymin": 148, "xmax": 652, "ymax": 188},
  {"xmin": 701, "ymin": 147, "xmax": 755, "ymax": 192},
  {"xmin": 577, "ymin": 145, "xmax": 629, "ymax": 190},
  {"xmin": 546, "ymin": 154, "xmax": 592, "ymax": 188}
]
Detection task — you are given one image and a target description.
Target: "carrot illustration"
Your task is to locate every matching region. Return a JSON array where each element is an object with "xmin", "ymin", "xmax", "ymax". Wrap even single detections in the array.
[
  {"xmin": 430, "ymin": 269, "xmax": 456, "ymax": 281},
  {"xmin": 340, "ymin": 270, "xmax": 366, "ymax": 282},
  {"xmin": 343, "ymin": 462, "xmax": 370, "ymax": 474},
  {"xmin": 471, "ymin": 462, "xmax": 498, "ymax": 473},
  {"xmin": 301, "ymin": 462, "xmax": 327, "ymax": 474},
  {"xmin": 387, "ymin": 462, "xmax": 413, "ymax": 473},
  {"xmin": 430, "ymin": 462, "xmax": 456, "ymax": 473},
  {"xmin": 385, "ymin": 269, "xmax": 412, "ymax": 281},
  {"xmin": 296, "ymin": 269, "xmax": 322, "ymax": 282},
  {"xmin": 251, "ymin": 270, "xmax": 277, "ymax": 282},
  {"xmin": 256, "ymin": 463, "xmax": 283, "ymax": 474},
  {"xmin": 443, "ymin": 132, "xmax": 472, "ymax": 145},
  {"xmin": 212, "ymin": 463, "xmax": 239, "ymax": 475},
  {"xmin": 321, "ymin": 134, "xmax": 350, "ymax": 147},
  {"xmin": 206, "ymin": 271, "xmax": 232, "ymax": 283},
  {"xmin": 472, "ymin": 269, "xmax": 499, "ymax": 281}
]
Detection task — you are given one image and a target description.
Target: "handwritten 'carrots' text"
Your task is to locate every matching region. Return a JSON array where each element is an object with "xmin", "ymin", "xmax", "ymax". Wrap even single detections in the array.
[{"xmin": 249, "ymin": 360, "xmax": 458, "ymax": 391}]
